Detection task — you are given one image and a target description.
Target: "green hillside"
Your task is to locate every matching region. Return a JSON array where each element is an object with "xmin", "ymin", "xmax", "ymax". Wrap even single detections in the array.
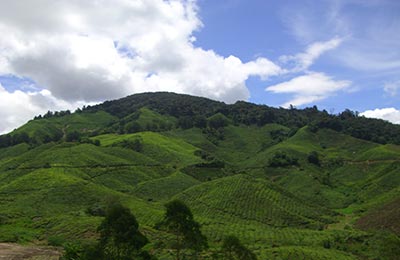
[{"xmin": 0, "ymin": 92, "xmax": 399, "ymax": 259}]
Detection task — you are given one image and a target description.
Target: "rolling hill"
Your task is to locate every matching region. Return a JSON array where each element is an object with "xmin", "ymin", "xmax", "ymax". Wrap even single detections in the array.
[{"xmin": 0, "ymin": 92, "xmax": 399, "ymax": 259}]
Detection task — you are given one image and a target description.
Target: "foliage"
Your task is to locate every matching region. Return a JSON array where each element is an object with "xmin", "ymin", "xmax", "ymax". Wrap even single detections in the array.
[
  {"xmin": 269, "ymin": 151, "xmax": 299, "ymax": 167},
  {"xmin": 307, "ymin": 151, "xmax": 320, "ymax": 166},
  {"xmin": 270, "ymin": 129, "xmax": 289, "ymax": 143},
  {"xmin": 62, "ymin": 242, "xmax": 83, "ymax": 260},
  {"xmin": 370, "ymin": 231, "xmax": 400, "ymax": 260},
  {"xmin": 207, "ymin": 113, "xmax": 229, "ymax": 129},
  {"xmin": 158, "ymin": 200, "xmax": 208, "ymax": 259},
  {"xmin": 124, "ymin": 121, "xmax": 142, "ymax": 133},
  {"xmin": 96, "ymin": 202, "xmax": 149, "ymax": 260},
  {"xmin": 221, "ymin": 235, "xmax": 257, "ymax": 260},
  {"xmin": 177, "ymin": 116, "xmax": 194, "ymax": 129},
  {"xmin": 66, "ymin": 131, "xmax": 82, "ymax": 142},
  {"xmin": 112, "ymin": 138, "xmax": 143, "ymax": 152}
]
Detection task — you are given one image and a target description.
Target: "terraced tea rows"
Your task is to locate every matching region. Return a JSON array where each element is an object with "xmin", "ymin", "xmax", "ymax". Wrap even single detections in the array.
[{"xmin": 175, "ymin": 175, "xmax": 335, "ymax": 228}]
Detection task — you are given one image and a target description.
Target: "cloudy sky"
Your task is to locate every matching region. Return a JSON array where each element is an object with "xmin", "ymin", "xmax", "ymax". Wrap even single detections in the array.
[{"xmin": 0, "ymin": 0, "xmax": 399, "ymax": 133}]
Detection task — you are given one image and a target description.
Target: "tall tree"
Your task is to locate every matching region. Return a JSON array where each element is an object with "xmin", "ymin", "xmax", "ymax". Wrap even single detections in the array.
[
  {"xmin": 97, "ymin": 202, "xmax": 149, "ymax": 260},
  {"xmin": 222, "ymin": 235, "xmax": 257, "ymax": 260},
  {"xmin": 159, "ymin": 200, "xmax": 207, "ymax": 260}
]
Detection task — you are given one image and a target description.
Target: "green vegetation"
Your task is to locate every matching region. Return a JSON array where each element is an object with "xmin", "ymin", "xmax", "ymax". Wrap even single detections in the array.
[
  {"xmin": 96, "ymin": 202, "xmax": 151, "ymax": 260},
  {"xmin": 0, "ymin": 92, "xmax": 399, "ymax": 259},
  {"xmin": 221, "ymin": 235, "xmax": 257, "ymax": 260},
  {"xmin": 157, "ymin": 200, "xmax": 208, "ymax": 260}
]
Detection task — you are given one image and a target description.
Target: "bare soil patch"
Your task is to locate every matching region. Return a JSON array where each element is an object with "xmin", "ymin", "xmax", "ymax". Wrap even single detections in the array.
[{"xmin": 0, "ymin": 243, "xmax": 61, "ymax": 260}]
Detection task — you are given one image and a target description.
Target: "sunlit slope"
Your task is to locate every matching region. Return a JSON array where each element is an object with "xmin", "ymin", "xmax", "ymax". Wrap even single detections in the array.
[
  {"xmin": 12, "ymin": 111, "xmax": 116, "ymax": 141},
  {"xmin": 356, "ymin": 195, "xmax": 400, "ymax": 235},
  {"xmin": 0, "ymin": 167, "xmax": 164, "ymax": 242},
  {"xmin": 94, "ymin": 131, "xmax": 202, "ymax": 166},
  {"xmin": 174, "ymin": 174, "xmax": 335, "ymax": 229},
  {"xmin": 133, "ymin": 171, "xmax": 200, "ymax": 202}
]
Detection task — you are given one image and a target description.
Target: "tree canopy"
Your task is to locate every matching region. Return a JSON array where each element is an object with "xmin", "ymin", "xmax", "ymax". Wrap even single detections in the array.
[
  {"xmin": 222, "ymin": 235, "xmax": 257, "ymax": 260},
  {"xmin": 158, "ymin": 200, "xmax": 207, "ymax": 260},
  {"xmin": 97, "ymin": 202, "xmax": 149, "ymax": 260}
]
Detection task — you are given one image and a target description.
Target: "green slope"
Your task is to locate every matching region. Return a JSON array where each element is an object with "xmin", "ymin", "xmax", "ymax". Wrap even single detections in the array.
[
  {"xmin": 0, "ymin": 92, "xmax": 399, "ymax": 259},
  {"xmin": 133, "ymin": 171, "xmax": 200, "ymax": 202},
  {"xmin": 174, "ymin": 174, "xmax": 335, "ymax": 229}
]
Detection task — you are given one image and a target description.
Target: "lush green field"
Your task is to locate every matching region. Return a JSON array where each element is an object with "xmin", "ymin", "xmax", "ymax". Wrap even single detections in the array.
[{"xmin": 0, "ymin": 92, "xmax": 399, "ymax": 259}]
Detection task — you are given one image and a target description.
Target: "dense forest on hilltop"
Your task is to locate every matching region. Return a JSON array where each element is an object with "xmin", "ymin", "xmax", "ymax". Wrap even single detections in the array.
[{"xmin": 2, "ymin": 92, "xmax": 400, "ymax": 148}]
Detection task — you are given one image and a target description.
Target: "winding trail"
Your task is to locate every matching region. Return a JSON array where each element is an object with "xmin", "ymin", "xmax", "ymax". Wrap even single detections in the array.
[{"xmin": 343, "ymin": 159, "xmax": 399, "ymax": 165}]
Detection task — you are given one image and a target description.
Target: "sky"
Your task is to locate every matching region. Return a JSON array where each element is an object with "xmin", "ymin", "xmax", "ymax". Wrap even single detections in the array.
[{"xmin": 0, "ymin": 0, "xmax": 399, "ymax": 134}]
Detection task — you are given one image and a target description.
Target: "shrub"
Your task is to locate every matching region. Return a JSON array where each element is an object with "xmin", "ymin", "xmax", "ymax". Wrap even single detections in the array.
[
  {"xmin": 268, "ymin": 151, "xmax": 299, "ymax": 167},
  {"xmin": 112, "ymin": 138, "xmax": 143, "ymax": 152},
  {"xmin": 307, "ymin": 151, "xmax": 320, "ymax": 166}
]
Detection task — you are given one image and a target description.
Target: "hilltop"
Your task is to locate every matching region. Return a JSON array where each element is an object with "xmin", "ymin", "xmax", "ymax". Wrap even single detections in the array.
[{"xmin": 0, "ymin": 92, "xmax": 399, "ymax": 259}]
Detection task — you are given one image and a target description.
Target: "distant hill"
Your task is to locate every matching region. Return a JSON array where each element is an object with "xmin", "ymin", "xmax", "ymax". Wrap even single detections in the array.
[{"xmin": 0, "ymin": 92, "xmax": 399, "ymax": 259}]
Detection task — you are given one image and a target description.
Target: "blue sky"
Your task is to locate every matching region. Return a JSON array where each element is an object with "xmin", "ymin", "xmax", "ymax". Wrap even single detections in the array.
[
  {"xmin": 195, "ymin": 0, "xmax": 400, "ymax": 112},
  {"xmin": 0, "ymin": 0, "xmax": 399, "ymax": 133}
]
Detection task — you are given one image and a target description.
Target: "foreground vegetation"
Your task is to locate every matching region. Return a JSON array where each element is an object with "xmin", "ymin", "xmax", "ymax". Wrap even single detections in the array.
[{"xmin": 0, "ymin": 92, "xmax": 399, "ymax": 259}]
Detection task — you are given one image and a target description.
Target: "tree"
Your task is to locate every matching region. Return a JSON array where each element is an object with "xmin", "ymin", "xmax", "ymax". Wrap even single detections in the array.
[
  {"xmin": 222, "ymin": 235, "xmax": 257, "ymax": 260},
  {"xmin": 97, "ymin": 202, "xmax": 149, "ymax": 260},
  {"xmin": 193, "ymin": 115, "xmax": 207, "ymax": 128},
  {"xmin": 158, "ymin": 200, "xmax": 207, "ymax": 260},
  {"xmin": 66, "ymin": 131, "xmax": 81, "ymax": 142},
  {"xmin": 307, "ymin": 151, "xmax": 320, "ymax": 166},
  {"xmin": 177, "ymin": 116, "xmax": 194, "ymax": 129},
  {"xmin": 268, "ymin": 151, "xmax": 298, "ymax": 167},
  {"xmin": 0, "ymin": 134, "xmax": 12, "ymax": 148},
  {"xmin": 12, "ymin": 132, "xmax": 30, "ymax": 145},
  {"xmin": 124, "ymin": 121, "xmax": 142, "ymax": 133},
  {"xmin": 207, "ymin": 113, "xmax": 229, "ymax": 129},
  {"xmin": 112, "ymin": 138, "xmax": 143, "ymax": 152}
]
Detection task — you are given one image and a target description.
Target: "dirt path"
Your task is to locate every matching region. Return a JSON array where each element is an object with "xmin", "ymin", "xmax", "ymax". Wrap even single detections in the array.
[
  {"xmin": 344, "ymin": 159, "xmax": 399, "ymax": 165},
  {"xmin": 0, "ymin": 243, "xmax": 61, "ymax": 260}
]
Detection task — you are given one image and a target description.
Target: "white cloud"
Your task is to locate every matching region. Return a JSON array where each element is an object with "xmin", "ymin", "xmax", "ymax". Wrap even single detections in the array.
[
  {"xmin": 0, "ymin": 84, "xmax": 85, "ymax": 134},
  {"xmin": 265, "ymin": 72, "xmax": 351, "ymax": 107},
  {"xmin": 383, "ymin": 80, "xmax": 400, "ymax": 97},
  {"xmin": 0, "ymin": 0, "xmax": 283, "ymax": 102},
  {"xmin": 361, "ymin": 108, "xmax": 400, "ymax": 124},
  {"xmin": 0, "ymin": 0, "xmax": 284, "ymax": 133},
  {"xmin": 280, "ymin": 37, "xmax": 343, "ymax": 72}
]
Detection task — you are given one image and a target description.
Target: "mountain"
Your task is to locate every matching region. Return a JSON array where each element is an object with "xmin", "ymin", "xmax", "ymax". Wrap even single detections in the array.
[{"xmin": 0, "ymin": 92, "xmax": 399, "ymax": 259}]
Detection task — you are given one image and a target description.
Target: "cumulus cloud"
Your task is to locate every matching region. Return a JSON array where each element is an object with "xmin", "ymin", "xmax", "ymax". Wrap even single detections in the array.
[
  {"xmin": 361, "ymin": 108, "xmax": 400, "ymax": 124},
  {"xmin": 0, "ymin": 0, "xmax": 282, "ymax": 103},
  {"xmin": 280, "ymin": 37, "xmax": 343, "ymax": 72},
  {"xmin": 265, "ymin": 72, "xmax": 351, "ymax": 107},
  {"xmin": 266, "ymin": 37, "xmax": 346, "ymax": 108},
  {"xmin": 0, "ymin": 0, "xmax": 286, "ymax": 133},
  {"xmin": 0, "ymin": 84, "xmax": 85, "ymax": 134}
]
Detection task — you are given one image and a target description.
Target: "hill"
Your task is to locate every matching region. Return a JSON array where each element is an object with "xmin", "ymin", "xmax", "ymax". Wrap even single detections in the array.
[{"xmin": 0, "ymin": 92, "xmax": 399, "ymax": 259}]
